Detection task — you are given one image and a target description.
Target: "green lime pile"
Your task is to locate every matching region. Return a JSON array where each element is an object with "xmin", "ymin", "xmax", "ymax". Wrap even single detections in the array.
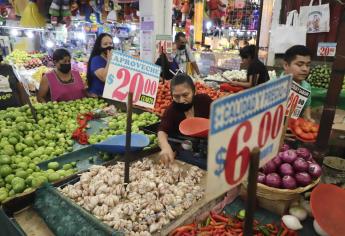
[
  {"xmin": 0, "ymin": 98, "xmax": 106, "ymax": 203},
  {"xmin": 0, "ymin": 156, "xmax": 77, "ymax": 203},
  {"xmin": 307, "ymin": 64, "xmax": 345, "ymax": 91},
  {"xmin": 89, "ymin": 112, "xmax": 159, "ymax": 149},
  {"xmin": 0, "ymin": 98, "xmax": 106, "ymax": 164}
]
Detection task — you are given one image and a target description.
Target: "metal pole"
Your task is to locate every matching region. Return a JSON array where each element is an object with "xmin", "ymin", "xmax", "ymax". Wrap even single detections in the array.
[
  {"xmin": 255, "ymin": 0, "xmax": 265, "ymax": 54},
  {"xmin": 244, "ymin": 147, "xmax": 260, "ymax": 236},
  {"xmin": 316, "ymin": 12, "xmax": 345, "ymax": 154},
  {"xmin": 124, "ymin": 92, "xmax": 133, "ymax": 184}
]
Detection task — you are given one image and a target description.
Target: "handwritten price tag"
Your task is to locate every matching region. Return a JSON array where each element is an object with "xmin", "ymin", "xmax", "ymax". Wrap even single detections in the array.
[
  {"xmin": 286, "ymin": 81, "xmax": 311, "ymax": 119},
  {"xmin": 103, "ymin": 52, "xmax": 161, "ymax": 109},
  {"xmin": 317, "ymin": 42, "xmax": 337, "ymax": 57},
  {"xmin": 206, "ymin": 75, "xmax": 292, "ymax": 201}
]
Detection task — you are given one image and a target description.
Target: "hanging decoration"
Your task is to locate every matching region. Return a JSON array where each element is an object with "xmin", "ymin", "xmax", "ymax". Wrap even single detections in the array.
[
  {"xmin": 20, "ymin": 1, "xmax": 46, "ymax": 28},
  {"xmin": 49, "ymin": 0, "xmax": 72, "ymax": 26}
]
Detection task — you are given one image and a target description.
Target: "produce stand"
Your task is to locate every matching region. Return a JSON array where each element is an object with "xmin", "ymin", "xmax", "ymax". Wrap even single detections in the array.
[{"xmin": 0, "ymin": 154, "xmax": 219, "ymax": 236}]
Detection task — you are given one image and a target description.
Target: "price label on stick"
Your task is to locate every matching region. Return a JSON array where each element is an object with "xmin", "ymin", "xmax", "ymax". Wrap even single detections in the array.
[
  {"xmin": 206, "ymin": 75, "xmax": 292, "ymax": 201},
  {"xmin": 317, "ymin": 42, "xmax": 337, "ymax": 57},
  {"xmin": 103, "ymin": 52, "xmax": 161, "ymax": 109},
  {"xmin": 286, "ymin": 81, "xmax": 311, "ymax": 119}
]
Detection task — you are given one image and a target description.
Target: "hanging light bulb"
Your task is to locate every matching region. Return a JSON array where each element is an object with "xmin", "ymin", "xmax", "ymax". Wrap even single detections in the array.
[
  {"xmin": 130, "ymin": 24, "xmax": 137, "ymax": 31},
  {"xmin": 206, "ymin": 21, "xmax": 212, "ymax": 30},
  {"xmin": 46, "ymin": 40, "xmax": 54, "ymax": 48},
  {"xmin": 76, "ymin": 31, "xmax": 86, "ymax": 41},
  {"xmin": 10, "ymin": 29, "xmax": 19, "ymax": 37},
  {"xmin": 113, "ymin": 36, "xmax": 120, "ymax": 44},
  {"xmin": 26, "ymin": 31, "xmax": 34, "ymax": 38}
]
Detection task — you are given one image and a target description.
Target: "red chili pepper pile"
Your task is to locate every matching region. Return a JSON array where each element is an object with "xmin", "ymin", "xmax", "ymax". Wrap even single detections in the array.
[
  {"xmin": 153, "ymin": 81, "xmax": 226, "ymax": 116},
  {"xmin": 169, "ymin": 211, "xmax": 298, "ymax": 236},
  {"xmin": 71, "ymin": 112, "xmax": 94, "ymax": 145}
]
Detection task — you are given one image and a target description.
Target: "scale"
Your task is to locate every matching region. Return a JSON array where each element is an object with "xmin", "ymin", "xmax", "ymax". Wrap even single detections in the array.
[{"xmin": 141, "ymin": 117, "xmax": 210, "ymax": 170}]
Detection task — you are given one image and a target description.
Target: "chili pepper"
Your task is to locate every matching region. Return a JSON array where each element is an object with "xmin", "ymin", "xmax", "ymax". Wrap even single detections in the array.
[
  {"xmin": 169, "ymin": 225, "xmax": 196, "ymax": 236},
  {"xmin": 199, "ymin": 226, "xmax": 214, "ymax": 232},
  {"xmin": 205, "ymin": 216, "xmax": 211, "ymax": 226},
  {"xmin": 266, "ymin": 224, "xmax": 278, "ymax": 234},
  {"xmin": 210, "ymin": 211, "xmax": 229, "ymax": 223},
  {"xmin": 210, "ymin": 217, "xmax": 217, "ymax": 225},
  {"xmin": 277, "ymin": 227, "xmax": 284, "ymax": 236},
  {"xmin": 257, "ymin": 226, "xmax": 270, "ymax": 236}
]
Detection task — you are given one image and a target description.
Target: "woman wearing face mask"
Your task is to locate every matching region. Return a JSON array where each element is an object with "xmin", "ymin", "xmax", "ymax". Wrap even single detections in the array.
[
  {"xmin": 158, "ymin": 73, "xmax": 212, "ymax": 164},
  {"xmin": 87, "ymin": 33, "xmax": 114, "ymax": 97},
  {"xmin": 37, "ymin": 48, "xmax": 86, "ymax": 103}
]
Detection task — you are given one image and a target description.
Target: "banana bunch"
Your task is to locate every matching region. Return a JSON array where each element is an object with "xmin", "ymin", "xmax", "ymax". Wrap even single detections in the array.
[
  {"xmin": 20, "ymin": 1, "xmax": 46, "ymax": 28},
  {"xmin": 32, "ymin": 66, "xmax": 50, "ymax": 82}
]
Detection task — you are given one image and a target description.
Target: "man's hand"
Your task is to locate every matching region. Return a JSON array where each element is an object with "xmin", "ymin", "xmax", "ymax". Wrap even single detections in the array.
[{"xmin": 159, "ymin": 145, "xmax": 175, "ymax": 165}]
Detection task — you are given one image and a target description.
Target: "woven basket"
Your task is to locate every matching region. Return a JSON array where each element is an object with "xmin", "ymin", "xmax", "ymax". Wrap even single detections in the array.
[{"xmin": 240, "ymin": 178, "xmax": 320, "ymax": 215}]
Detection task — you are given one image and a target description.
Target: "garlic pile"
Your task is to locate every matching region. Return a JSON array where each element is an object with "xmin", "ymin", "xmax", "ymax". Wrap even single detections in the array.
[
  {"xmin": 223, "ymin": 70, "xmax": 247, "ymax": 81},
  {"xmin": 59, "ymin": 160, "xmax": 205, "ymax": 236}
]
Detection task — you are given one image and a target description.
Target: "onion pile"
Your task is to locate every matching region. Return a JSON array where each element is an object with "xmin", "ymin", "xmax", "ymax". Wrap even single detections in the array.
[{"xmin": 259, "ymin": 146, "xmax": 322, "ymax": 189}]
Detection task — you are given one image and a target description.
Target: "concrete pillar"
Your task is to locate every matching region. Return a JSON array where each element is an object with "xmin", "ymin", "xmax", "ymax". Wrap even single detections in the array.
[{"xmin": 139, "ymin": 0, "xmax": 172, "ymax": 63}]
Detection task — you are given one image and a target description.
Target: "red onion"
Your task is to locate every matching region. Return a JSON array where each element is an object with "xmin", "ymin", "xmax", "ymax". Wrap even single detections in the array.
[
  {"xmin": 282, "ymin": 175, "xmax": 297, "ymax": 189},
  {"xmin": 262, "ymin": 161, "xmax": 277, "ymax": 174},
  {"xmin": 280, "ymin": 144, "xmax": 290, "ymax": 152},
  {"xmin": 281, "ymin": 150, "xmax": 298, "ymax": 163},
  {"xmin": 293, "ymin": 158, "xmax": 309, "ymax": 172},
  {"xmin": 272, "ymin": 156, "xmax": 282, "ymax": 166},
  {"xmin": 296, "ymin": 147, "xmax": 311, "ymax": 159},
  {"xmin": 280, "ymin": 163, "xmax": 295, "ymax": 176},
  {"xmin": 308, "ymin": 163, "xmax": 322, "ymax": 179},
  {"xmin": 265, "ymin": 173, "xmax": 282, "ymax": 188},
  {"xmin": 257, "ymin": 172, "xmax": 266, "ymax": 184},
  {"xmin": 295, "ymin": 172, "xmax": 312, "ymax": 186}
]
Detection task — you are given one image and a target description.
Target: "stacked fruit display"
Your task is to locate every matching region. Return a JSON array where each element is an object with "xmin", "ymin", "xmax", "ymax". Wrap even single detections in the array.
[
  {"xmin": 306, "ymin": 65, "xmax": 331, "ymax": 89},
  {"xmin": 0, "ymin": 98, "xmax": 107, "ymax": 202},
  {"xmin": 32, "ymin": 66, "xmax": 50, "ymax": 82},
  {"xmin": 41, "ymin": 54, "xmax": 54, "ymax": 67},
  {"xmin": 153, "ymin": 81, "xmax": 225, "ymax": 116},
  {"xmin": 89, "ymin": 112, "xmax": 160, "ymax": 149},
  {"xmin": 3, "ymin": 50, "xmax": 30, "ymax": 65},
  {"xmin": 23, "ymin": 58, "xmax": 43, "ymax": 69}
]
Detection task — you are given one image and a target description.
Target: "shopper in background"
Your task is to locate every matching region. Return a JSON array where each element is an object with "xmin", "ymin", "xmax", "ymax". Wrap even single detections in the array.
[
  {"xmin": 228, "ymin": 45, "xmax": 269, "ymax": 88},
  {"xmin": 37, "ymin": 48, "xmax": 86, "ymax": 102},
  {"xmin": 87, "ymin": 33, "xmax": 113, "ymax": 97},
  {"xmin": 173, "ymin": 32, "xmax": 200, "ymax": 75},
  {"xmin": 283, "ymin": 45, "xmax": 314, "ymax": 122},
  {"xmin": 0, "ymin": 55, "xmax": 26, "ymax": 110},
  {"xmin": 158, "ymin": 73, "xmax": 212, "ymax": 164}
]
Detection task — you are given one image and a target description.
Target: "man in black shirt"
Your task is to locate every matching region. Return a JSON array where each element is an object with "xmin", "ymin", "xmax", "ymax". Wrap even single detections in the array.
[
  {"xmin": 0, "ymin": 55, "xmax": 26, "ymax": 110},
  {"xmin": 228, "ymin": 45, "xmax": 269, "ymax": 88}
]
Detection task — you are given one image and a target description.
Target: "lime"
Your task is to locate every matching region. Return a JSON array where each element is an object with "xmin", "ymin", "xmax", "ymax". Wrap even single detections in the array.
[
  {"xmin": 0, "ymin": 165, "xmax": 12, "ymax": 178},
  {"xmin": 62, "ymin": 164, "xmax": 72, "ymax": 170},
  {"xmin": 8, "ymin": 137, "xmax": 18, "ymax": 145},
  {"xmin": 47, "ymin": 162, "xmax": 59, "ymax": 170},
  {"xmin": 15, "ymin": 170, "xmax": 28, "ymax": 179},
  {"xmin": 5, "ymin": 174, "xmax": 15, "ymax": 184},
  {"xmin": 24, "ymin": 137, "xmax": 34, "ymax": 146},
  {"xmin": 48, "ymin": 173, "xmax": 60, "ymax": 182},
  {"xmin": 0, "ymin": 155, "xmax": 11, "ymax": 165}
]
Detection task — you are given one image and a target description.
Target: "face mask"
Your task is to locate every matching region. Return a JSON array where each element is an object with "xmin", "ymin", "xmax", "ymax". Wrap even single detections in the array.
[
  {"xmin": 101, "ymin": 46, "xmax": 114, "ymax": 53},
  {"xmin": 58, "ymin": 63, "xmax": 71, "ymax": 74},
  {"xmin": 173, "ymin": 100, "xmax": 193, "ymax": 112},
  {"xmin": 178, "ymin": 44, "xmax": 186, "ymax": 50}
]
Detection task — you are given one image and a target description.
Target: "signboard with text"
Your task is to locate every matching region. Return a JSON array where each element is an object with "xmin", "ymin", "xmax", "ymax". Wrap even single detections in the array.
[
  {"xmin": 286, "ymin": 81, "xmax": 311, "ymax": 119},
  {"xmin": 206, "ymin": 75, "xmax": 292, "ymax": 200},
  {"xmin": 317, "ymin": 42, "xmax": 337, "ymax": 57},
  {"xmin": 103, "ymin": 52, "xmax": 161, "ymax": 109}
]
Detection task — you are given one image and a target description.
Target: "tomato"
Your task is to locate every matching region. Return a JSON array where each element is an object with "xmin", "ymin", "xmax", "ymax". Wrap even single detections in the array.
[
  {"xmin": 294, "ymin": 127, "xmax": 303, "ymax": 136},
  {"xmin": 301, "ymin": 125, "xmax": 311, "ymax": 133}
]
